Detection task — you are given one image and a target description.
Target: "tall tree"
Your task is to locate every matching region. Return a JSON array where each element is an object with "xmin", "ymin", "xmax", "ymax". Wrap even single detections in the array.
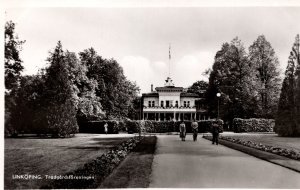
[
  {"xmin": 276, "ymin": 34, "xmax": 300, "ymax": 136},
  {"xmin": 42, "ymin": 41, "xmax": 79, "ymax": 137},
  {"xmin": 207, "ymin": 37, "xmax": 254, "ymax": 126},
  {"xmin": 5, "ymin": 21, "xmax": 25, "ymax": 91},
  {"xmin": 248, "ymin": 35, "xmax": 281, "ymax": 118}
]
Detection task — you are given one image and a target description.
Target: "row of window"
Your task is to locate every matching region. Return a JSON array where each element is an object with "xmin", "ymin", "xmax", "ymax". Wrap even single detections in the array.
[{"xmin": 148, "ymin": 101, "xmax": 191, "ymax": 107}]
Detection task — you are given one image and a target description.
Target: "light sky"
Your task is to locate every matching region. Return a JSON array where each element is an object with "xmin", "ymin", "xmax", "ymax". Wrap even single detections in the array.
[{"xmin": 4, "ymin": 5, "xmax": 300, "ymax": 93}]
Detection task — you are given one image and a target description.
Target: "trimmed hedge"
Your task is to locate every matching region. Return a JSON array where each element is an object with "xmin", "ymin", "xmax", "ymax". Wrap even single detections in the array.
[
  {"xmin": 233, "ymin": 118, "xmax": 275, "ymax": 133},
  {"xmin": 79, "ymin": 120, "xmax": 123, "ymax": 134},
  {"xmin": 125, "ymin": 120, "xmax": 223, "ymax": 133}
]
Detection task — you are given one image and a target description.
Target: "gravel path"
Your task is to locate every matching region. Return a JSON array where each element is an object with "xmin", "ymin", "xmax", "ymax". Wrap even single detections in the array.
[{"xmin": 149, "ymin": 135, "xmax": 300, "ymax": 188}]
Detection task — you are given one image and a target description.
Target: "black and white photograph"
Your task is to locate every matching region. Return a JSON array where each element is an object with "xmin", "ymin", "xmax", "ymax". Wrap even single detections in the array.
[{"xmin": 2, "ymin": 0, "xmax": 300, "ymax": 189}]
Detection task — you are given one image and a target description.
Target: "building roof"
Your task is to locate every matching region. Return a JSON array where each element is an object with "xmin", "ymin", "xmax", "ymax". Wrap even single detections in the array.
[
  {"xmin": 180, "ymin": 92, "xmax": 199, "ymax": 97},
  {"xmin": 155, "ymin": 86, "xmax": 184, "ymax": 92},
  {"xmin": 142, "ymin": 92, "xmax": 159, "ymax": 97}
]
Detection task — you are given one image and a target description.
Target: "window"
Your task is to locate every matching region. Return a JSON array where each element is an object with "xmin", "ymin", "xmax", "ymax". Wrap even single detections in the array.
[
  {"xmin": 152, "ymin": 101, "xmax": 155, "ymax": 107},
  {"xmin": 184, "ymin": 101, "xmax": 186, "ymax": 107},
  {"xmin": 161, "ymin": 101, "xmax": 164, "ymax": 107},
  {"xmin": 148, "ymin": 101, "xmax": 151, "ymax": 107},
  {"xmin": 187, "ymin": 101, "xmax": 190, "ymax": 107},
  {"xmin": 166, "ymin": 101, "xmax": 170, "ymax": 108},
  {"xmin": 175, "ymin": 101, "xmax": 178, "ymax": 107}
]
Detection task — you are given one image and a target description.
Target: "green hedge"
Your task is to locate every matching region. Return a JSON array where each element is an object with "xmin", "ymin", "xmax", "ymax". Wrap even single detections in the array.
[
  {"xmin": 125, "ymin": 120, "xmax": 223, "ymax": 133},
  {"xmin": 233, "ymin": 118, "xmax": 275, "ymax": 133},
  {"xmin": 79, "ymin": 120, "xmax": 123, "ymax": 134}
]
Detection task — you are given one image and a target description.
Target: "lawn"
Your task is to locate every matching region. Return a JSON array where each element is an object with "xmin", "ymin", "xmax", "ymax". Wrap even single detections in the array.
[
  {"xmin": 5, "ymin": 133, "xmax": 133, "ymax": 189},
  {"xmin": 220, "ymin": 132, "xmax": 300, "ymax": 152}
]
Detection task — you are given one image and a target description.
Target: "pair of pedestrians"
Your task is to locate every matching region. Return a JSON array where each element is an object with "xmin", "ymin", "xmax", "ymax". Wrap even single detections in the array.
[
  {"xmin": 179, "ymin": 121, "xmax": 220, "ymax": 144},
  {"xmin": 179, "ymin": 121, "xmax": 198, "ymax": 141}
]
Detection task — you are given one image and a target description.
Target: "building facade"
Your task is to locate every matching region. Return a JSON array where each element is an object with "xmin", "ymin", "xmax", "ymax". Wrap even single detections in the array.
[{"xmin": 141, "ymin": 77, "xmax": 209, "ymax": 121}]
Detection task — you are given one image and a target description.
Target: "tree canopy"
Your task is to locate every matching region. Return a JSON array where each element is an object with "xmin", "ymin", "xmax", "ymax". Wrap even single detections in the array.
[
  {"xmin": 5, "ymin": 21, "xmax": 25, "ymax": 91},
  {"xmin": 79, "ymin": 48, "xmax": 140, "ymax": 119},
  {"xmin": 275, "ymin": 34, "xmax": 300, "ymax": 136}
]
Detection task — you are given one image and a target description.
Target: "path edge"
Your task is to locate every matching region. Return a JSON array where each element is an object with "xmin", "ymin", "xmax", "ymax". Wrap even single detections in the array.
[{"xmin": 203, "ymin": 136, "xmax": 300, "ymax": 173}]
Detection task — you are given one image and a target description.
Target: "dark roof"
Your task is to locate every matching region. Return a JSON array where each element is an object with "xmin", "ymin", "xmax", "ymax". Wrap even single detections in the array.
[
  {"xmin": 155, "ymin": 86, "xmax": 184, "ymax": 92},
  {"xmin": 180, "ymin": 92, "xmax": 199, "ymax": 97},
  {"xmin": 142, "ymin": 92, "xmax": 159, "ymax": 97}
]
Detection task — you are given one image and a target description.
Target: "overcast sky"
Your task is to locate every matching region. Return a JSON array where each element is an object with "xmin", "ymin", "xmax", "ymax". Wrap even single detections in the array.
[{"xmin": 5, "ymin": 5, "xmax": 300, "ymax": 93}]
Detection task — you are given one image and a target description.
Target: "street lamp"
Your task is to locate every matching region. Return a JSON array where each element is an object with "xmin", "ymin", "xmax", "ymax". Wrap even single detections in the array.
[{"xmin": 216, "ymin": 93, "xmax": 221, "ymax": 119}]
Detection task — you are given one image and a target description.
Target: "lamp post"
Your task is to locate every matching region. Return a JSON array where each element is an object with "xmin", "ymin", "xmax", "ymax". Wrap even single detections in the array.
[{"xmin": 216, "ymin": 93, "xmax": 221, "ymax": 119}]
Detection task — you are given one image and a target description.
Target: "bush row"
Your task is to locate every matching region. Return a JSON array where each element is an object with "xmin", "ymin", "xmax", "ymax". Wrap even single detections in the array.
[
  {"xmin": 219, "ymin": 136, "xmax": 300, "ymax": 160},
  {"xmin": 126, "ymin": 120, "xmax": 224, "ymax": 134},
  {"xmin": 41, "ymin": 137, "xmax": 141, "ymax": 189},
  {"xmin": 79, "ymin": 120, "xmax": 126, "ymax": 134},
  {"xmin": 79, "ymin": 120, "xmax": 223, "ymax": 134},
  {"xmin": 232, "ymin": 118, "xmax": 275, "ymax": 133}
]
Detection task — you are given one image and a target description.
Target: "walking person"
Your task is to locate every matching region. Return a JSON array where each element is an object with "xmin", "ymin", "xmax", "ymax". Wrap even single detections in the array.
[
  {"xmin": 191, "ymin": 120, "xmax": 198, "ymax": 141},
  {"xmin": 104, "ymin": 122, "xmax": 108, "ymax": 135},
  {"xmin": 211, "ymin": 123, "xmax": 219, "ymax": 145},
  {"xmin": 179, "ymin": 121, "xmax": 186, "ymax": 141}
]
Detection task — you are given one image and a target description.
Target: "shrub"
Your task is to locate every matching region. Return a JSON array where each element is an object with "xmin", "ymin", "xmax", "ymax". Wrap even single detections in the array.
[
  {"xmin": 79, "ymin": 120, "xmax": 124, "ymax": 134},
  {"xmin": 125, "ymin": 120, "xmax": 142, "ymax": 134},
  {"xmin": 198, "ymin": 119, "xmax": 224, "ymax": 133},
  {"xmin": 233, "ymin": 118, "xmax": 275, "ymax": 133},
  {"xmin": 125, "ymin": 120, "xmax": 223, "ymax": 133}
]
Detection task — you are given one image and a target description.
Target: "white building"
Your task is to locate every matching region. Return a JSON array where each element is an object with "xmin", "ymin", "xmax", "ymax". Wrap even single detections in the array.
[{"xmin": 141, "ymin": 77, "xmax": 209, "ymax": 121}]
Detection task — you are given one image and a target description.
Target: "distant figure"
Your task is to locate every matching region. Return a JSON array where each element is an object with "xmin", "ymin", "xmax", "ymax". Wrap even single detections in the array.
[
  {"xmin": 179, "ymin": 121, "xmax": 186, "ymax": 141},
  {"xmin": 191, "ymin": 120, "xmax": 198, "ymax": 141},
  {"xmin": 104, "ymin": 123, "xmax": 108, "ymax": 135},
  {"xmin": 211, "ymin": 123, "xmax": 219, "ymax": 145}
]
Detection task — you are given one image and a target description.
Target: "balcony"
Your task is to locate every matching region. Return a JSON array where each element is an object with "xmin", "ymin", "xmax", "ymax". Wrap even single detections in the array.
[{"xmin": 143, "ymin": 106, "xmax": 197, "ymax": 112}]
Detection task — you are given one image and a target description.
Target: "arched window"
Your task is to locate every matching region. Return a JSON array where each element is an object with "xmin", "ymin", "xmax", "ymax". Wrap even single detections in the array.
[
  {"xmin": 152, "ymin": 101, "xmax": 155, "ymax": 107},
  {"xmin": 161, "ymin": 101, "xmax": 164, "ymax": 107},
  {"xmin": 148, "ymin": 101, "xmax": 151, "ymax": 107},
  {"xmin": 175, "ymin": 101, "xmax": 178, "ymax": 107},
  {"xmin": 187, "ymin": 101, "xmax": 190, "ymax": 107},
  {"xmin": 184, "ymin": 101, "xmax": 186, "ymax": 107}
]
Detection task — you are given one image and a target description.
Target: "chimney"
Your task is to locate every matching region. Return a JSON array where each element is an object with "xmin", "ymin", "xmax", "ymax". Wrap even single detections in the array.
[{"xmin": 151, "ymin": 84, "xmax": 153, "ymax": 92}]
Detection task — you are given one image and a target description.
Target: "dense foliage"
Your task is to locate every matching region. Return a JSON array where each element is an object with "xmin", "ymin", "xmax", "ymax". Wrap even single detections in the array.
[
  {"xmin": 275, "ymin": 34, "xmax": 300, "ymax": 136},
  {"xmin": 5, "ymin": 21, "xmax": 25, "ymax": 91},
  {"xmin": 79, "ymin": 48, "xmax": 139, "ymax": 119},
  {"xmin": 232, "ymin": 118, "xmax": 275, "ymax": 133},
  {"xmin": 206, "ymin": 36, "xmax": 281, "ymax": 127},
  {"xmin": 5, "ymin": 21, "xmax": 139, "ymax": 137},
  {"xmin": 125, "ymin": 120, "xmax": 224, "ymax": 134}
]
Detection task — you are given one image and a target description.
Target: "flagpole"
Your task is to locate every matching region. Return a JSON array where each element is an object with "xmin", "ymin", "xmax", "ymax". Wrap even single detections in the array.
[{"xmin": 169, "ymin": 43, "xmax": 171, "ymax": 77}]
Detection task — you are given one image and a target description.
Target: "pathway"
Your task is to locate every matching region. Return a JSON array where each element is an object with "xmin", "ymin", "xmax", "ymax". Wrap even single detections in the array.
[{"xmin": 149, "ymin": 135, "xmax": 300, "ymax": 188}]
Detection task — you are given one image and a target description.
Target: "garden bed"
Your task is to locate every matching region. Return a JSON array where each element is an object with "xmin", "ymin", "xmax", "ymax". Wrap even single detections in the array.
[
  {"xmin": 219, "ymin": 136, "xmax": 300, "ymax": 160},
  {"xmin": 99, "ymin": 136, "xmax": 157, "ymax": 188},
  {"xmin": 203, "ymin": 135, "xmax": 300, "ymax": 173},
  {"xmin": 41, "ymin": 136, "xmax": 143, "ymax": 189}
]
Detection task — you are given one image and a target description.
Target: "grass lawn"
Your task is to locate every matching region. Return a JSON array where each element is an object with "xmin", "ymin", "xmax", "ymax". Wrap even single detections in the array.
[
  {"xmin": 5, "ymin": 133, "xmax": 133, "ymax": 189},
  {"xmin": 220, "ymin": 132, "xmax": 300, "ymax": 152},
  {"xmin": 99, "ymin": 136, "xmax": 157, "ymax": 188}
]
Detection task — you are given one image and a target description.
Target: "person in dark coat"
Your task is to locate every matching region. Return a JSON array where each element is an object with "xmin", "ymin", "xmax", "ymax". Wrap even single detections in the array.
[
  {"xmin": 211, "ymin": 123, "xmax": 219, "ymax": 145},
  {"xmin": 179, "ymin": 121, "xmax": 186, "ymax": 141},
  {"xmin": 191, "ymin": 120, "xmax": 198, "ymax": 141}
]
